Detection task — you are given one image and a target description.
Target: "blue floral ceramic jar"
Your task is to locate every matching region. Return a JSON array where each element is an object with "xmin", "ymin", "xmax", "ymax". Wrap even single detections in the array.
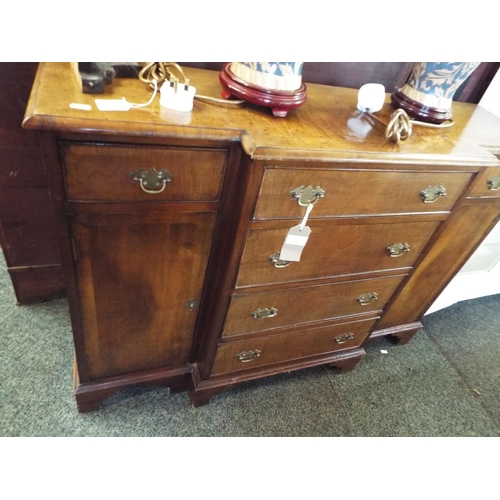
[
  {"xmin": 392, "ymin": 62, "xmax": 480, "ymax": 123},
  {"xmin": 230, "ymin": 62, "xmax": 304, "ymax": 91}
]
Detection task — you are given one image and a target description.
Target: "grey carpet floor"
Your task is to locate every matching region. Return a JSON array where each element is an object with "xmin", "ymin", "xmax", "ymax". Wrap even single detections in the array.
[{"xmin": 1, "ymin": 253, "xmax": 499, "ymax": 436}]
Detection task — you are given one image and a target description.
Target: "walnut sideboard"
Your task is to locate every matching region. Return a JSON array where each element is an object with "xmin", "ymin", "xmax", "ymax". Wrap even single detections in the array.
[{"xmin": 23, "ymin": 63, "xmax": 500, "ymax": 412}]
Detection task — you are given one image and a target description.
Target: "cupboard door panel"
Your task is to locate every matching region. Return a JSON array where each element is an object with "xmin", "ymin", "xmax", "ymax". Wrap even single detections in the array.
[{"xmin": 73, "ymin": 212, "xmax": 216, "ymax": 380}]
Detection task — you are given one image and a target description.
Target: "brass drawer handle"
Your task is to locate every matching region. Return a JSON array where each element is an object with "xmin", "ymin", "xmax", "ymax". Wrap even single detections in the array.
[
  {"xmin": 386, "ymin": 242, "xmax": 410, "ymax": 257},
  {"xmin": 251, "ymin": 307, "xmax": 278, "ymax": 319},
  {"xmin": 356, "ymin": 292, "xmax": 378, "ymax": 305},
  {"xmin": 291, "ymin": 185, "xmax": 325, "ymax": 207},
  {"xmin": 236, "ymin": 350, "xmax": 261, "ymax": 362},
  {"xmin": 487, "ymin": 176, "xmax": 500, "ymax": 191},
  {"xmin": 269, "ymin": 251, "xmax": 292, "ymax": 268},
  {"xmin": 334, "ymin": 333, "xmax": 354, "ymax": 344},
  {"xmin": 420, "ymin": 185, "xmax": 446, "ymax": 203},
  {"xmin": 130, "ymin": 168, "xmax": 173, "ymax": 194}
]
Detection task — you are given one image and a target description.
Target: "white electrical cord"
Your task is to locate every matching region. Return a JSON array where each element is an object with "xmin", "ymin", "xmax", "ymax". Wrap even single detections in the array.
[
  {"xmin": 365, "ymin": 108, "xmax": 454, "ymax": 144},
  {"xmin": 128, "ymin": 78, "xmax": 158, "ymax": 108},
  {"xmin": 94, "ymin": 79, "xmax": 159, "ymax": 111},
  {"xmin": 139, "ymin": 62, "xmax": 245, "ymax": 107}
]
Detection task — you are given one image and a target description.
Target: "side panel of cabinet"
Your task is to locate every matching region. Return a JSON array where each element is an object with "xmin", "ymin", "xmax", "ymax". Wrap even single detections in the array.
[
  {"xmin": 377, "ymin": 201, "xmax": 500, "ymax": 330},
  {"xmin": 72, "ymin": 211, "xmax": 216, "ymax": 381}
]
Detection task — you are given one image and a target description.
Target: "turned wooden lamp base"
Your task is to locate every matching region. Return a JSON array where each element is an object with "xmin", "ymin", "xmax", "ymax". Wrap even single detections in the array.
[
  {"xmin": 391, "ymin": 90, "xmax": 452, "ymax": 124},
  {"xmin": 219, "ymin": 63, "xmax": 307, "ymax": 117}
]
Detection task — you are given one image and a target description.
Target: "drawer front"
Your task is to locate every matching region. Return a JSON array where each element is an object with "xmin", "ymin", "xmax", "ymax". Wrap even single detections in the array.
[
  {"xmin": 467, "ymin": 167, "xmax": 500, "ymax": 198},
  {"xmin": 254, "ymin": 168, "xmax": 473, "ymax": 219},
  {"xmin": 223, "ymin": 275, "xmax": 404, "ymax": 337},
  {"xmin": 62, "ymin": 143, "xmax": 227, "ymax": 202},
  {"xmin": 212, "ymin": 317, "xmax": 376, "ymax": 375},
  {"xmin": 236, "ymin": 220, "xmax": 441, "ymax": 287}
]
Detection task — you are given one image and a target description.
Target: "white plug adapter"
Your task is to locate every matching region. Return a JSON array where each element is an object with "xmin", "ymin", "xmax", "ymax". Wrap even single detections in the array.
[{"xmin": 159, "ymin": 81, "xmax": 196, "ymax": 112}]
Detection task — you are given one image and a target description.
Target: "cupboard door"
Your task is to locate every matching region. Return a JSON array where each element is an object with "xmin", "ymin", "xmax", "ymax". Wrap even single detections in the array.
[{"xmin": 71, "ymin": 211, "xmax": 216, "ymax": 380}]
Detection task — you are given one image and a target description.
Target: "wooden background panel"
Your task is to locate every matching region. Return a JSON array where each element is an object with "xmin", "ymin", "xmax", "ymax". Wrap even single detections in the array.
[{"xmin": 0, "ymin": 62, "xmax": 64, "ymax": 303}]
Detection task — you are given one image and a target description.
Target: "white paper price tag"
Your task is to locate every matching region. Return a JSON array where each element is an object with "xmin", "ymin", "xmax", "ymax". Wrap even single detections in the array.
[
  {"xmin": 279, "ymin": 225, "xmax": 311, "ymax": 261},
  {"xmin": 279, "ymin": 203, "xmax": 314, "ymax": 262},
  {"xmin": 94, "ymin": 98, "xmax": 133, "ymax": 111}
]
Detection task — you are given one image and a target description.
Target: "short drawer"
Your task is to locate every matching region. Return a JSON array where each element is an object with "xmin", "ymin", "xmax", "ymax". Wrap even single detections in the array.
[
  {"xmin": 62, "ymin": 143, "xmax": 227, "ymax": 202},
  {"xmin": 467, "ymin": 167, "xmax": 500, "ymax": 198},
  {"xmin": 254, "ymin": 168, "xmax": 473, "ymax": 219},
  {"xmin": 212, "ymin": 317, "xmax": 376, "ymax": 376},
  {"xmin": 223, "ymin": 274, "xmax": 404, "ymax": 337},
  {"xmin": 236, "ymin": 220, "xmax": 441, "ymax": 287}
]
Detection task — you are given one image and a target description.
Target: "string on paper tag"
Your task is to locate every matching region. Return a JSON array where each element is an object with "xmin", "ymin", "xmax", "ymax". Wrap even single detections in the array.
[
  {"xmin": 279, "ymin": 203, "xmax": 313, "ymax": 262},
  {"xmin": 299, "ymin": 203, "xmax": 314, "ymax": 231}
]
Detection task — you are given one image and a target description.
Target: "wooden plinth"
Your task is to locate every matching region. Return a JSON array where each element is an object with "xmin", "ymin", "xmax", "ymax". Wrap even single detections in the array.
[
  {"xmin": 391, "ymin": 90, "xmax": 452, "ymax": 124},
  {"xmin": 219, "ymin": 63, "xmax": 307, "ymax": 117}
]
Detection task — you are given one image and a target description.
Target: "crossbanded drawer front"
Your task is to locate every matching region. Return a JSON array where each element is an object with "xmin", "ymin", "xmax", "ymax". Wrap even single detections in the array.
[
  {"xmin": 223, "ymin": 275, "xmax": 404, "ymax": 337},
  {"xmin": 212, "ymin": 317, "xmax": 377, "ymax": 375},
  {"xmin": 254, "ymin": 168, "xmax": 473, "ymax": 219},
  {"xmin": 467, "ymin": 167, "xmax": 500, "ymax": 198},
  {"xmin": 236, "ymin": 220, "xmax": 441, "ymax": 287},
  {"xmin": 62, "ymin": 143, "xmax": 227, "ymax": 202}
]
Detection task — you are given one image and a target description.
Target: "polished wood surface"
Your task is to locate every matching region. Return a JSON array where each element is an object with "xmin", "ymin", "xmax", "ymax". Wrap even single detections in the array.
[
  {"xmin": 23, "ymin": 63, "xmax": 500, "ymax": 411},
  {"xmin": 254, "ymin": 168, "xmax": 473, "ymax": 219},
  {"xmin": 222, "ymin": 275, "xmax": 404, "ymax": 337},
  {"xmin": 236, "ymin": 220, "xmax": 442, "ymax": 288},
  {"xmin": 63, "ymin": 143, "xmax": 227, "ymax": 202},
  {"xmin": 377, "ymin": 200, "xmax": 500, "ymax": 329},
  {"xmin": 24, "ymin": 63, "xmax": 499, "ymax": 164},
  {"xmin": 72, "ymin": 211, "xmax": 216, "ymax": 380},
  {"xmin": 212, "ymin": 317, "xmax": 377, "ymax": 376}
]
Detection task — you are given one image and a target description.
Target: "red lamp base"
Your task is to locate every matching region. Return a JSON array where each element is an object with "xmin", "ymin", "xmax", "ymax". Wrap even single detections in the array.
[
  {"xmin": 391, "ymin": 90, "xmax": 452, "ymax": 124},
  {"xmin": 219, "ymin": 63, "xmax": 307, "ymax": 117}
]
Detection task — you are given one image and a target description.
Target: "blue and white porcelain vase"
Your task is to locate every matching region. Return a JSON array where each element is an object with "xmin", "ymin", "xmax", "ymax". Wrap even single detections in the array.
[
  {"xmin": 230, "ymin": 62, "xmax": 304, "ymax": 91},
  {"xmin": 392, "ymin": 62, "xmax": 481, "ymax": 123}
]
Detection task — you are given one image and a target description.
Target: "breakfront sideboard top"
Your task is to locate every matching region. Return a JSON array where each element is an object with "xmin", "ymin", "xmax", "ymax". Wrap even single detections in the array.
[{"xmin": 24, "ymin": 62, "xmax": 500, "ymax": 166}]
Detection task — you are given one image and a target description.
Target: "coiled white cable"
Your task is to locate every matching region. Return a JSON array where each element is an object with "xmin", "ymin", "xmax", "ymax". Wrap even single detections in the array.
[{"xmin": 138, "ymin": 62, "xmax": 245, "ymax": 107}]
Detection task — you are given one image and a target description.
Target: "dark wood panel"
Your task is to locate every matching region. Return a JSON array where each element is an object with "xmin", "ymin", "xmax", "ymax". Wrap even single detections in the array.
[
  {"xmin": 0, "ymin": 147, "xmax": 48, "ymax": 187},
  {"xmin": 0, "ymin": 62, "xmax": 64, "ymax": 303},
  {"xmin": 0, "ymin": 186, "xmax": 61, "ymax": 267},
  {"xmin": 7, "ymin": 265, "xmax": 65, "ymax": 304},
  {"xmin": 0, "ymin": 62, "xmax": 42, "ymax": 148}
]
